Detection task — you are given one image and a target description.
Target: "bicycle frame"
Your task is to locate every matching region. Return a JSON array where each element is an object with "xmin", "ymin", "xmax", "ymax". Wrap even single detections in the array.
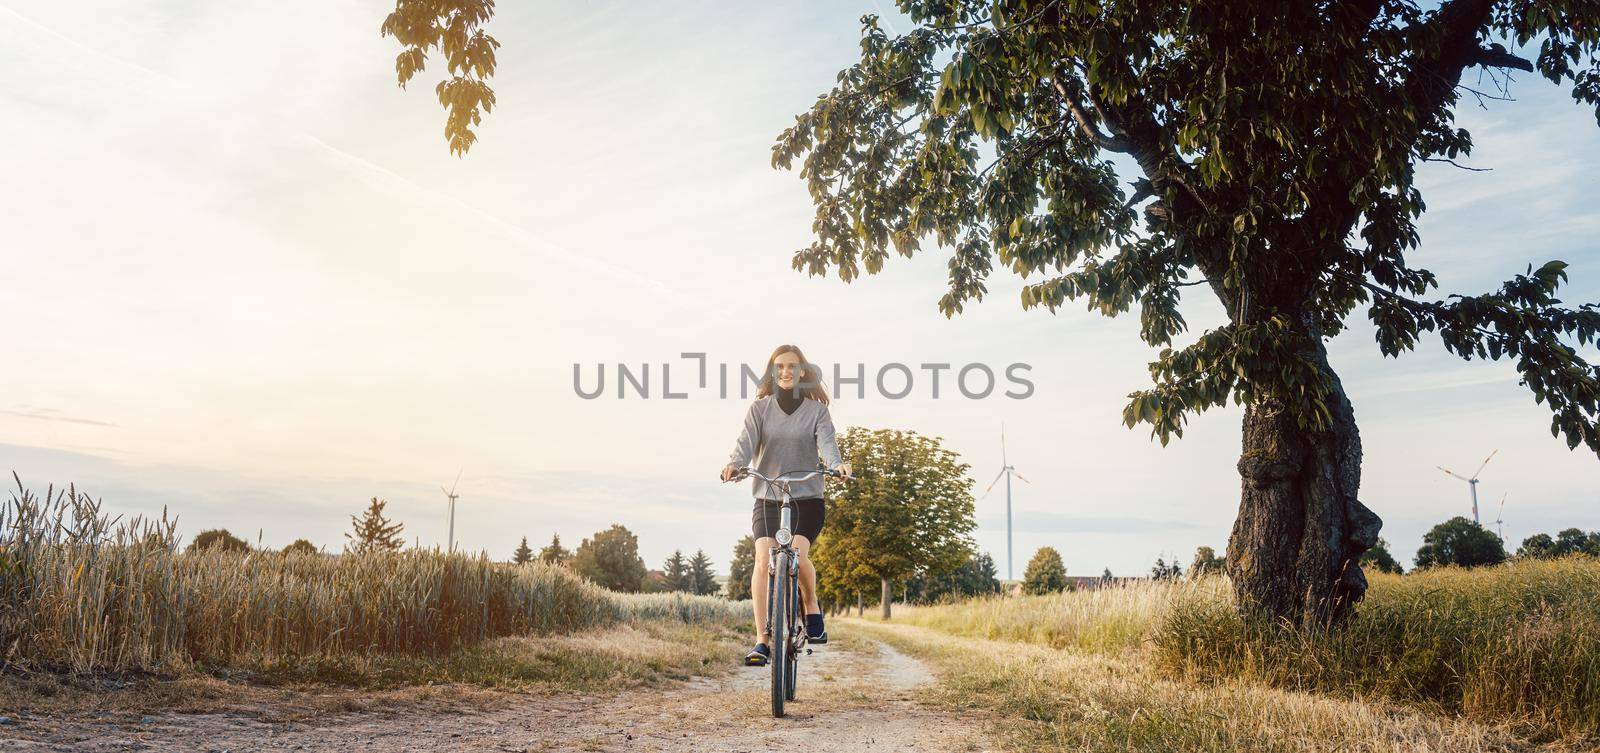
[{"xmin": 729, "ymin": 466, "xmax": 842, "ymax": 717}]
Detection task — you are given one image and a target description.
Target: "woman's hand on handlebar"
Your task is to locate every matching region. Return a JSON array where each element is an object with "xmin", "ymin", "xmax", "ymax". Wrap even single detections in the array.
[
  {"xmin": 831, "ymin": 462, "xmax": 853, "ymax": 480},
  {"xmin": 720, "ymin": 464, "xmax": 743, "ymax": 482}
]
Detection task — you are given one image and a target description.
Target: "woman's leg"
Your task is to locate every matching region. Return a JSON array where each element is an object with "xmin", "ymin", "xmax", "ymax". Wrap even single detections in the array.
[
  {"xmin": 794, "ymin": 535, "xmax": 820, "ymax": 615},
  {"xmin": 752, "ymin": 536, "xmax": 773, "ymax": 644}
]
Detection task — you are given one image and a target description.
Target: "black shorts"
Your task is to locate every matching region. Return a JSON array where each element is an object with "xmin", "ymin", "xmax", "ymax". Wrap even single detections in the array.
[{"xmin": 752, "ymin": 497, "xmax": 825, "ymax": 542}]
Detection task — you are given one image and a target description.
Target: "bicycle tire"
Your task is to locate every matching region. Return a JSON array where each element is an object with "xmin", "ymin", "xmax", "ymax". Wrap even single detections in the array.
[
  {"xmin": 770, "ymin": 550, "xmax": 789, "ymax": 718},
  {"xmin": 784, "ymin": 570, "xmax": 798, "ymax": 701}
]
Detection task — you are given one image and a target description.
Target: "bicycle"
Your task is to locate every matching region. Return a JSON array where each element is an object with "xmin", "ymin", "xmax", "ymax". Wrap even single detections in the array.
[{"xmin": 723, "ymin": 465, "xmax": 850, "ymax": 718}]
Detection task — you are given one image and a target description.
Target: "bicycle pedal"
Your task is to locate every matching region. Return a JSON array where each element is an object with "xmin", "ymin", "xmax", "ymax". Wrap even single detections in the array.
[{"xmin": 805, "ymin": 648, "xmax": 812, "ymax": 655}]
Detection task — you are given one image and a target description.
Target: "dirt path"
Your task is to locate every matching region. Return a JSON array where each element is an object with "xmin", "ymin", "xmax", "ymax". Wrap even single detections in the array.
[{"xmin": 0, "ymin": 632, "xmax": 997, "ymax": 753}]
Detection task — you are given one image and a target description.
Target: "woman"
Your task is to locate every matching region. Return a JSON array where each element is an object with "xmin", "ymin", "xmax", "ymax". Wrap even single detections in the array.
[{"xmin": 720, "ymin": 344, "xmax": 851, "ymax": 666}]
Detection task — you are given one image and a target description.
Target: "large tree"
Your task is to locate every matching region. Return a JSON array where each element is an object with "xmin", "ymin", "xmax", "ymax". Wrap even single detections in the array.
[
  {"xmin": 811, "ymin": 427, "xmax": 977, "ymax": 618},
  {"xmin": 571, "ymin": 524, "xmax": 648, "ymax": 592},
  {"xmin": 775, "ymin": 1, "xmax": 1600, "ymax": 624},
  {"xmin": 1415, "ymin": 516, "xmax": 1508, "ymax": 568}
]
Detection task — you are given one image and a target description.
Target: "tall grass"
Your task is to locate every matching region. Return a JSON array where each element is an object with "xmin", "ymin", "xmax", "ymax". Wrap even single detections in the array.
[
  {"xmin": 886, "ymin": 578, "xmax": 1227, "ymax": 654},
  {"xmin": 0, "ymin": 477, "xmax": 736, "ymax": 676},
  {"xmin": 1157, "ymin": 560, "xmax": 1600, "ymax": 743},
  {"xmin": 890, "ymin": 559, "xmax": 1600, "ymax": 744}
]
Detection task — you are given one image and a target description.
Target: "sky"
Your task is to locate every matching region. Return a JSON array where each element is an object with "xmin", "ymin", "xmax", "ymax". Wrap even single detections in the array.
[{"xmin": 2, "ymin": 1, "xmax": 1598, "ymax": 580}]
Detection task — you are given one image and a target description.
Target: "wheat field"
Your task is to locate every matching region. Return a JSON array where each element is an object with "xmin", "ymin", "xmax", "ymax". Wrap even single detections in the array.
[{"xmin": 0, "ymin": 477, "xmax": 743, "ymax": 677}]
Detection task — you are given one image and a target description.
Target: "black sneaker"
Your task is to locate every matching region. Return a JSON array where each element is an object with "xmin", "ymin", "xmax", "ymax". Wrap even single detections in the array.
[
  {"xmin": 744, "ymin": 643, "xmax": 770, "ymax": 666},
  {"xmin": 805, "ymin": 614, "xmax": 828, "ymax": 644}
]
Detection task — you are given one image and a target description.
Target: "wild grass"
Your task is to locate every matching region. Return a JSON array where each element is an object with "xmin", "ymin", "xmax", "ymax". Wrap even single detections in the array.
[
  {"xmin": 883, "ymin": 560, "xmax": 1600, "ymax": 746},
  {"xmin": 1156, "ymin": 559, "xmax": 1600, "ymax": 744},
  {"xmin": 857, "ymin": 620, "xmax": 1542, "ymax": 753},
  {"xmin": 0, "ymin": 476, "xmax": 746, "ymax": 680},
  {"xmin": 881, "ymin": 578, "xmax": 1226, "ymax": 654}
]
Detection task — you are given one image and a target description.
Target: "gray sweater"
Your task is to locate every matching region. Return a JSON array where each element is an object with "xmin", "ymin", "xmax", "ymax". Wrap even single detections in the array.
[{"xmin": 727, "ymin": 395, "xmax": 843, "ymax": 500}]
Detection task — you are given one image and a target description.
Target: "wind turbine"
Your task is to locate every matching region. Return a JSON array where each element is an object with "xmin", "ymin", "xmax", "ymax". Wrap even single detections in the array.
[
  {"xmin": 1494, "ymin": 492, "xmax": 1508, "ymax": 541},
  {"xmin": 441, "ymin": 469, "xmax": 462, "ymax": 552},
  {"xmin": 979, "ymin": 424, "xmax": 1030, "ymax": 581},
  {"xmin": 1437, "ymin": 449, "xmax": 1497, "ymax": 524}
]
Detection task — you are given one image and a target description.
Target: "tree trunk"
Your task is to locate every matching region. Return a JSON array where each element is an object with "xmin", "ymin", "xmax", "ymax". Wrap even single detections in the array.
[
  {"xmin": 880, "ymin": 577, "xmax": 892, "ymax": 620},
  {"xmin": 855, "ymin": 592, "xmax": 863, "ymax": 617},
  {"xmin": 1226, "ymin": 342, "xmax": 1382, "ymax": 625}
]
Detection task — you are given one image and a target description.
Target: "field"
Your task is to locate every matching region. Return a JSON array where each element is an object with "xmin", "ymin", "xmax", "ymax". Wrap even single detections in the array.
[
  {"xmin": 0, "ymin": 479, "xmax": 748, "ymax": 708},
  {"xmin": 871, "ymin": 560, "xmax": 1600, "ymax": 751},
  {"xmin": 7, "ymin": 477, "xmax": 1600, "ymax": 752}
]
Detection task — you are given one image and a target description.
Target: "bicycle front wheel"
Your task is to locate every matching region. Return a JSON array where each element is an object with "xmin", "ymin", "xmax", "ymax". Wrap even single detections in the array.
[
  {"xmin": 784, "ymin": 570, "xmax": 799, "ymax": 701},
  {"xmin": 769, "ymin": 550, "xmax": 790, "ymax": 718}
]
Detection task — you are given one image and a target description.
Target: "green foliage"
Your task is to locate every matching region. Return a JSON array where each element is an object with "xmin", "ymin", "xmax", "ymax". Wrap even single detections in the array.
[
  {"xmin": 188, "ymin": 528, "xmax": 249, "ymax": 554},
  {"xmin": 662, "ymin": 550, "xmax": 689, "ymax": 592},
  {"xmin": 345, "ymin": 497, "xmax": 405, "ymax": 554},
  {"xmin": 1416, "ymin": 516, "xmax": 1507, "ymax": 569},
  {"xmin": 571, "ymin": 524, "xmax": 647, "ymax": 592},
  {"xmin": 537, "ymin": 533, "xmax": 571, "ymax": 566},
  {"xmin": 512, "ymin": 536, "xmax": 533, "ymax": 565},
  {"xmin": 379, "ymin": 0, "xmax": 500, "ymax": 156},
  {"xmin": 688, "ymin": 550, "xmax": 717, "ymax": 596},
  {"xmin": 1519, "ymin": 528, "xmax": 1600, "ymax": 559},
  {"xmin": 907, "ymin": 550, "xmax": 1002, "ymax": 603},
  {"xmin": 774, "ymin": 1, "xmax": 1600, "ymax": 453},
  {"xmin": 811, "ymin": 427, "xmax": 977, "ymax": 610},
  {"xmin": 1022, "ymin": 546, "xmax": 1068, "ymax": 595},
  {"xmin": 725, "ymin": 535, "xmax": 754, "ymax": 601},
  {"xmin": 282, "ymin": 539, "xmax": 319, "ymax": 556},
  {"xmin": 1188, "ymin": 546, "xmax": 1224, "ymax": 577},
  {"xmin": 1361, "ymin": 537, "xmax": 1404, "ymax": 574}
]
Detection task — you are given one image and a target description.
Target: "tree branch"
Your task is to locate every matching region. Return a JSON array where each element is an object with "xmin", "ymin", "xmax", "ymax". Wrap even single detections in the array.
[{"xmin": 1465, "ymin": 44, "xmax": 1535, "ymax": 72}]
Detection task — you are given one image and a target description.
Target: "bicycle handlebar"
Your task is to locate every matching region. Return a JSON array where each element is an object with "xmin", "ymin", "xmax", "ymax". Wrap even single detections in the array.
[{"xmin": 721, "ymin": 466, "xmax": 851, "ymax": 484}]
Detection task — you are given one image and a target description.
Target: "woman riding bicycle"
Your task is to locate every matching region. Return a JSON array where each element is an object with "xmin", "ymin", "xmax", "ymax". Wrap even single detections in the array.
[{"xmin": 720, "ymin": 344, "xmax": 851, "ymax": 667}]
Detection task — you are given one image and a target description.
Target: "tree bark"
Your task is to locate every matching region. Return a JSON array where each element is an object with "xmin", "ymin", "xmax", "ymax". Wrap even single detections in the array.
[
  {"xmin": 1226, "ymin": 340, "xmax": 1382, "ymax": 625},
  {"xmin": 880, "ymin": 577, "xmax": 892, "ymax": 620},
  {"xmin": 855, "ymin": 592, "xmax": 863, "ymax": 617}
]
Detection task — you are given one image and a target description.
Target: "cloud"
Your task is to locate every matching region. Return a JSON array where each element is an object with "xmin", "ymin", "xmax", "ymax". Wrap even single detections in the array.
[{"xmin": 0, "ymin": 407, "xmax": 118, "ymax": 427}]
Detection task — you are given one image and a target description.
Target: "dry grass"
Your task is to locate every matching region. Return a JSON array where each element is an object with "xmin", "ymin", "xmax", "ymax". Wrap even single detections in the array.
[
  {"xmin": 0, "ymin": 477, "xmax": 748, "ymax": 681},
  {"xmin": 879, "ymin": 560, "xmax": 1600, "ymax": 748},
  {"xmin": 879, "ymin": 578, "xmax": 1226, "ymax": 654},
  {"xmin": 1157, "ymin": 560, "xmax": 1600, "ymax": 744},
  {"xmin": 857, "ymin": 620, "xmax": 1556, "ymax": 753}
]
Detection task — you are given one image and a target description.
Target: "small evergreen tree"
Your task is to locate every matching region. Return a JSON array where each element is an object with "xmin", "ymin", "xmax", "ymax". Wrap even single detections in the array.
[
  {"xmin": 188, "ymin": 528, "xmax": 249, "ymax": 553},
  {"xmin": 725, "ymin": 535, "xmax": 755, "ymax": 600},
  {"xmin": 1022, "ymin": 547, "xmax": 1067, "ymax": 595},
  {"xmin": 689, "ymin": 549, "xmax": 717, "ymax": 595},
  {"xmin": 345, "ymin": 497, "xmax": 405, "ymax": 554},
  {"xmin": 282, "ymin": 538, "xmax": 319, "ymax": 556},
  {"xmin": 538, "ymin": 533, "xmax": 572, "ymax": 565},
  {"xmin": 663, "ymin": 550, "xmax": 690, "ymax": 592},
  {"xmin": 513, "ymin": 536, "xmax": 534, "ymax": 564},
  {"xmin": 1100, "ymin": 567, "xmax": 1114, "ymax": 586}
]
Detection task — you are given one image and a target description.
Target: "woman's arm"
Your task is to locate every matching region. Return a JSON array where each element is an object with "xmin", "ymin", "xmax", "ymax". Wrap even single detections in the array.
[
  {"xmin": 728, "ymin": 401, "xmax": 762, "ymax": 469},
  {"xmin": 815, "ymin": 403, "xmax": 843, "ymax": 469}
]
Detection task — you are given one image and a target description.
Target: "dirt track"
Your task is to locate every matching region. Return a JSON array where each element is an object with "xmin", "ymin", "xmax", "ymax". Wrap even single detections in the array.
[{"xmin": 0, "ymin": 632, "xmax": 996, "ymax": 753}]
